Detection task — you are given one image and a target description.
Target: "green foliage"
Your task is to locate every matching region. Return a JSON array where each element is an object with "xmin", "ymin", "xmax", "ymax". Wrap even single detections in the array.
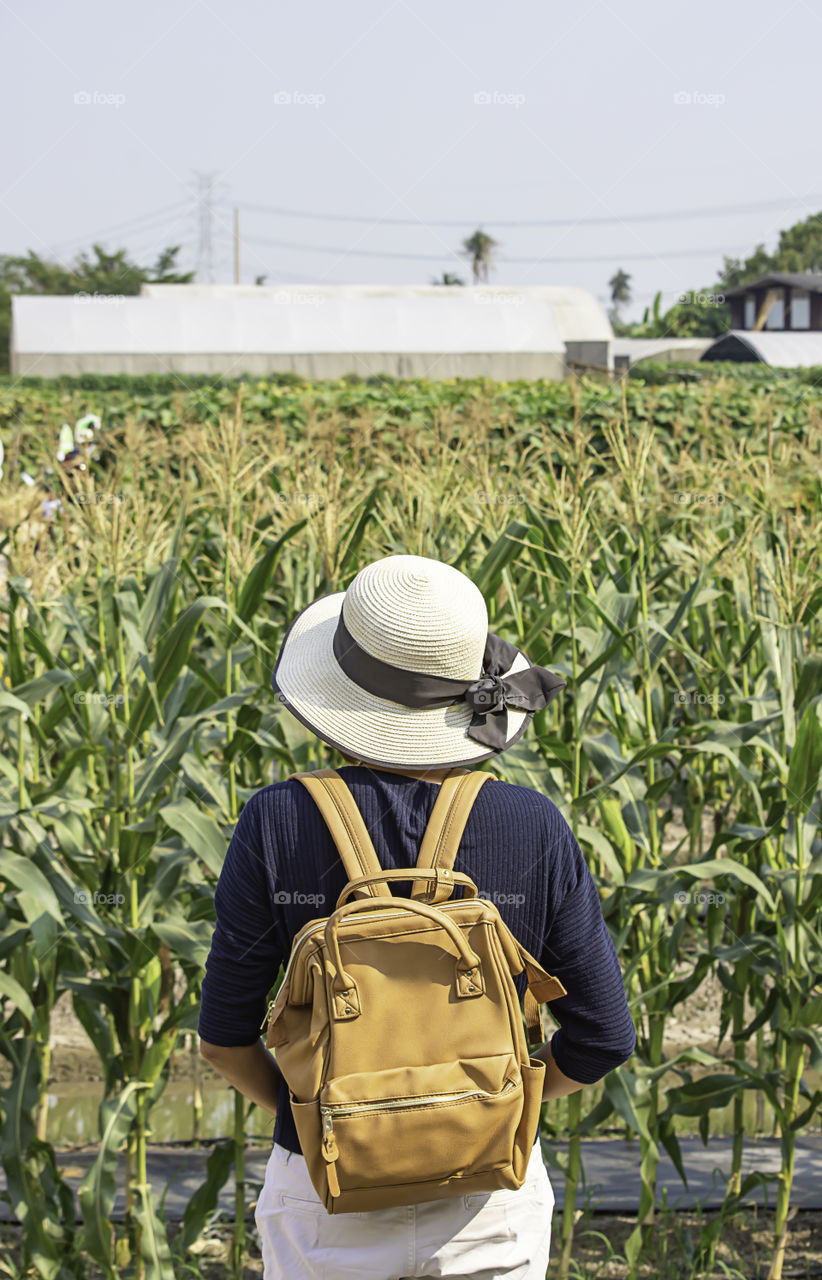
[
  {"xmin": 461, "ymin": 228, "xmax": 499, "ymax": 282},
  {"xmin": 0, "ymin": 1042, "xmax": 81, "ymax": 1278},
  {"xmin": 0, "ymin": 375, "xmax": 820, "ymax": 1278},
  {"xmin": 658, "ymin": 293, "xmax": 730, "ymax": 337},
  {"xmin": 619, "ymin": 208, "xmax": 822, "ymax": 341},
  {"xmin": 719, "ymin": 243, "xmax": 775, "ymax": 290},
  {"xmin": 0, "ymin": 244, "xmax": 192, "ymax": 298},
  {"xmin": 627, "ymin": 359, "xmax": 822, "ymax": 385},
  {"xmin": 608, "ymin": 268, "xmax": 632, "ymax": 325},
  {"xmin": 77, "ymin": 1083, "xmax": 149, "ymax": 1273},
  {"xmin": 623, "ymin": 287, "xmax": 730, "ymax": 340},
  {"xmin": 719, "ymin": 208, "xmax": 822, "ymax": 286}
]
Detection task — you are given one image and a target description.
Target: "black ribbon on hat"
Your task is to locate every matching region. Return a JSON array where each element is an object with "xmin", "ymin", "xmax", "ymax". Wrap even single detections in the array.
[{"xmin": 332, "ymin": 611, "xmax": 567, "ymax": 750}]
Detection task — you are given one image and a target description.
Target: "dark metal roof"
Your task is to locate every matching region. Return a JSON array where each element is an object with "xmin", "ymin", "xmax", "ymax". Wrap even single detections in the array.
[
  {"xmin": 722, "ymin": 272, "xmax": 822, "ymax": 297},
  {"xmin": 700, "ymin": 330, "xmax": 822, "ymax": 365}
]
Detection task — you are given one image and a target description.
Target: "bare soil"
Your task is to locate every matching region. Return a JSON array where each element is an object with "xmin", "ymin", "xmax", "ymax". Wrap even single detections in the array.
[{"xmin": 560, "ymin": 1209, "xmax": 822, "ymax": 1277}]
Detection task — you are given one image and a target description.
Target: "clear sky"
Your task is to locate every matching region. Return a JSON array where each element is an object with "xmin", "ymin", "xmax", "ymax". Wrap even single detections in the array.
[{"xmin": 1, "ymin": 0, "xmax": 818, "ymax": 321}]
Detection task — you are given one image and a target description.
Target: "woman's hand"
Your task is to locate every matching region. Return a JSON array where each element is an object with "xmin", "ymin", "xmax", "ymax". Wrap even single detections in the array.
[{"xmin": 532, "ymin": 1040, "xmax": 587, "ymax": 1102}]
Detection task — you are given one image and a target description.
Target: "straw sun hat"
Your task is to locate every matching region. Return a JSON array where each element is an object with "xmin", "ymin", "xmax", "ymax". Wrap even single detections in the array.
[{"xmin": 271, "ymin": 554, "xmax": 566, "ymax": 770}]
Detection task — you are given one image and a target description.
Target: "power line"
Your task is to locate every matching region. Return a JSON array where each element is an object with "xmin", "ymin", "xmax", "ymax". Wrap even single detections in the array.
[
  {"xmin": 235, "ymin": 193, "xmax": 822, "ymax": 229},
  {"xmin": 49, "ymin": 201, "xmax": 191, "ymax": 254},
  {"xmin": 125, "ymin": 216, "xmax": 193, "ymax": 260},
  {"xmin": 248, "ymin": 265, "xmax": 332, "ymax": 284},
  {"xmin": 505, "ymin": 244, "xmax": 747, "ymax": 264},
  {"xmin": 36, "ymin": 188, "xmax": 817, "ymax": 274},
  {"xmin": 243, "ymin": 232, "xmax": 748, "ymax": 265}
]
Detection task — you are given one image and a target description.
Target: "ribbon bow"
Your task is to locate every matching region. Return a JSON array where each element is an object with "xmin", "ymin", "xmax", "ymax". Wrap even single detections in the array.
[
  {"xmin": 326, "ymin": 613, "xmax": 567, "ymax": 753},
  {"xmin": 462, "ymin": 633, "xmax": 567, "ymax": 749}
]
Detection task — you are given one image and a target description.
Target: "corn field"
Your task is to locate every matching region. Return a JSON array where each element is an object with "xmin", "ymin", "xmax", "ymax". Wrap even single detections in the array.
[{"xmin": 0, "ymin": 372, "xmax": 821, "ymax": 1280}]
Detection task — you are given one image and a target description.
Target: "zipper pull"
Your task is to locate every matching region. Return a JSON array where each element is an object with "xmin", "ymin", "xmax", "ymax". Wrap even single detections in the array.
[
  {"xmin": 322, "ymin": 1112, "xmax": 339, "ymax": 1157},
  {"xmin": 259, "ymin": 998, "xmax": 276, "ymax": 1032},
  {"xmin": 321, "ymin": 1112, "xmax": 340, "ymax": 1197}
]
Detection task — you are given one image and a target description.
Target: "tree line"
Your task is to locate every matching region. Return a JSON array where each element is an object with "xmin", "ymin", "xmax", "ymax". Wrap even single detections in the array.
[
  {"xmin": 607, "ymin": 209, "xmax": 822, "ymax": 337},
  {"xmin": 2, "ymin": 210, "xmax": 821, "ymax": 369}
]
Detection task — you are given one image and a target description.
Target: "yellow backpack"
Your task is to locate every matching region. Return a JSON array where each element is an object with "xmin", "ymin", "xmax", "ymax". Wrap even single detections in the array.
[{"xmin": 262, "ymin": 768, "xmax": 568, "ymax": 1214}]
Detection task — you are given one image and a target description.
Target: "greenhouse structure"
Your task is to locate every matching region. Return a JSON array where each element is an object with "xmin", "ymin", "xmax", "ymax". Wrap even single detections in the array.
[{"xmin": 10, "ymin": 284, "xmax": 612, "ymax": 379}]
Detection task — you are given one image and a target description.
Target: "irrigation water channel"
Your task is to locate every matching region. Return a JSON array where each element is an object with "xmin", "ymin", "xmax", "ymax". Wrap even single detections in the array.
[
  {"xmin": 43, "ymin": 1073, "xmax": 797, "ymax": 1146},
  {"xmin": 0, "ymin": 1060, "xmax": 817, "ymax": 1219},
  {"xmin": 29, "ymin": 1038, "xmax": 822, "ymax": 1215}
]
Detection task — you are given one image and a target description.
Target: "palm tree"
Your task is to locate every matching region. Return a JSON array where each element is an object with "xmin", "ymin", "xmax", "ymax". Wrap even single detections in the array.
[
  {"xmin": 462, "ymin": 229, "xmax": 499, "ymax": 283},
  {"xmin": 608, "ymin": 268, "xmax": 632, "ymax": 316}
]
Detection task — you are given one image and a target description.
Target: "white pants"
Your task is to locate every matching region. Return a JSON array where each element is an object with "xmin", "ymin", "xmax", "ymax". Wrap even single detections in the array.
[{"xmin": 254, "ymin": 1138, "xmax": 554, "ymax": 1280}]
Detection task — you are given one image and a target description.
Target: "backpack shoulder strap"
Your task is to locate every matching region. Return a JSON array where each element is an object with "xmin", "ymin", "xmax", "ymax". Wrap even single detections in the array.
[
  {"xmin": 410, "ymin": 771, "xmax": 493, "ymax": 903},
  {"xmin": 521, "ymin": 943, "xmax": 568, "ymax": 1046},
  {"xmin": 291, "ymin": 768, "xmax": 392, "ymax": 899}
]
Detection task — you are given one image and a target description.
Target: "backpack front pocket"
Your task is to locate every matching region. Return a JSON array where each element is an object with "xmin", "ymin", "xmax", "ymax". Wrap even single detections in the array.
[{"xmin": 318, "ymin": 1055, "xmax": 523, "ymax": 1196}]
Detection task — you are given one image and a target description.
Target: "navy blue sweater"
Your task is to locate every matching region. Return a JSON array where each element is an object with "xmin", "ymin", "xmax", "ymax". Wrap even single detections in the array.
[{"xmin": 198, "ymin": 766, "xmax": 636, "ymax": 1153}]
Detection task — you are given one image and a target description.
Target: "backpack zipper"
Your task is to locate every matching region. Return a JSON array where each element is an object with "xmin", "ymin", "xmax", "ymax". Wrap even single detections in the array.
[
  {"xmin": 319, "ymin": 1079, "xmax": 519, "ymax": 1197},
  {"xmin": 259, "ymin": 999, "xmax": 277, "ymax": 1032},
  {"xmin": 321, "ymin": 1078, "xmax": 518, "ymax": 1125}
]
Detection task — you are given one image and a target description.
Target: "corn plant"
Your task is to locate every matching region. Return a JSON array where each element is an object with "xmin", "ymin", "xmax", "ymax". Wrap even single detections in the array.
[{"xmin": 0, "ymin": 372, "xmax": 820, "ymax": 1280}]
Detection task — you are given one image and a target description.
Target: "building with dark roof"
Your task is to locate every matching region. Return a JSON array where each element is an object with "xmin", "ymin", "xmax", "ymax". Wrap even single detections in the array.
[{"xmin": 722, "ymin": 272, "xmax": 822, "ymax": 331}]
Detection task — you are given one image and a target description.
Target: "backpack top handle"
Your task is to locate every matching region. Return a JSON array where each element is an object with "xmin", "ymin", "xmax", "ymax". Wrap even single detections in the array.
[{"xmin": 335, "ymin": 867, "xmax": 480, "ymax": 910}]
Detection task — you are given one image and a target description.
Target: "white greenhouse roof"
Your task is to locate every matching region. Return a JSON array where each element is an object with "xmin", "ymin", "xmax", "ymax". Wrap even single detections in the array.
[
  {"xmin": 612, "ymin": 337, "xmax": 712, "ymax": 362},
  {"xmin": 528, "ymin": 287, "xmax": 612, "ymax": 343},
  {"xmin": 139, "ymin": 284, "xmax": 612, "ymax": 343},
  {"xmin": 12, "ymin": 291, "xmax": 568, "ymax": 356},
  {"xmin": 701, "ymin": 330, "xmax": 822, "ymax": 367}
]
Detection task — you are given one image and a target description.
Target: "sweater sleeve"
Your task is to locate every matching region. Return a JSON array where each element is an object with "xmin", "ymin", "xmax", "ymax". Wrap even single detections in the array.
[
  {"xmin": 197, "ymin": 793, "xmax": 285, "ymax": 1047},
  {"xmin": 540, "ymin": 814, "xmax": 636, "ymax": 1084}
]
